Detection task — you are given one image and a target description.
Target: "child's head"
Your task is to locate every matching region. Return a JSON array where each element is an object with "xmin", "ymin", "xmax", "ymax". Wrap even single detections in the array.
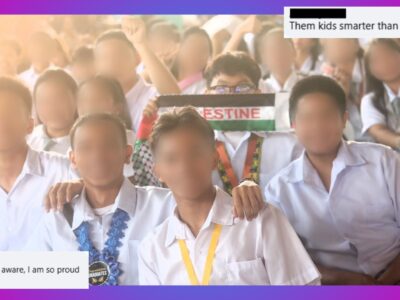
[
  {"xmin": 34, "ymin": 69, "xmax": 78, "ymax": 135},
  {"xmin": 70, "ymin": 46, "xmax": 95, "ymax": 84},
  {"xmin": 204, "ymin": 52, "xmax": 261, "ymax": 94},
  {"xmin": 0, "ymin": 39, "xmax": 21, "ymax": 76},
  {"xmin": 95, "ymin": 30, "xmax": 140, "ymax": 82},
  {"xmin": 77, "ymin": 75, "xmax": 132, "ymax": 129},
  {"xmin": 69, "ymin": 113, "xmax": 132, "ymax": 188},
  {"xmin": 150, "ymin": 107, "xmax": 217, "ymax": 199},
  {"xmin": 27, "ymin": 31, "xmax": 55, "ymax": 68},
  {"xmin": 289, "ymin": 75, "xmax": 347, "ymax": 155},
  {"xmin": 259, "ymin": 28, "xmax": 295, "ymax": 77},
  {"xmin": 175, "ymin": 27, "xmax": 212, "ymax": 76},
  {"xmin": 322, "ymin": 38, "xmax": 362, "ymax": 66},
  {"xmin": 0, "ymin": 77, "xmax": 34, "ymax": 151},
  {"xmin": 148, "ymin": 21, "xmax": 180, "ymax": 66}
]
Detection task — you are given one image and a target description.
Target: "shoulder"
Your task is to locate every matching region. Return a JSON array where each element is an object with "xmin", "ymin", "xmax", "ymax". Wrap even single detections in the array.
[
  {"xmin": 134, "ymin": 186, "xmax": 175, "ymax": 208},
  {"xmin": 346, "ymin": 141, "xmax": 397, "ymax": 161},
  {"xmin": 258, "ymin": 131, "xmax": 300, "ymax": 149}
]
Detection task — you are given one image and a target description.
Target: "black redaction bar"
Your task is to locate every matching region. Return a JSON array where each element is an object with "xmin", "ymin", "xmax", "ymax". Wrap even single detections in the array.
[{"xmin": 290, "ymin": 8, "xmax": 346, "ymax": 19}]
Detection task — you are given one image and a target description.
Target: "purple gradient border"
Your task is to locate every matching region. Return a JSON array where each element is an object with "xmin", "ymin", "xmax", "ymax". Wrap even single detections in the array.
[{"xmin": 1, "ymin": 0, "xmax": 400, "ymax": 298}]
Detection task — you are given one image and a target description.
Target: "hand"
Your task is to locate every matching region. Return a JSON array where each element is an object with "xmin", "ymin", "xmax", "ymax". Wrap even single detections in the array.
[
  {"xmin": 236, "ymin": 16, "xmax": 262, "ymax": 36},
  {"xmin": 121, "ymin": 16, "xmax": 147, "ymax": 45},
  {"xmin": 143, "ymin": 98, "xmax": 158, "ymax": 119},
  {"xmin": 318, "ymin": 264, "xmax": 378, "ymax": 285},
  {"xmin": 376, "ymin": 253, "xmax": 400, "ymax": 285},
  {"xmin": 44, "ymin": 180, "xmax": 84, "ymax": 212},
  {"xmin": 231, "ymin": 180, "xmax": 266, "ymax": 221}
]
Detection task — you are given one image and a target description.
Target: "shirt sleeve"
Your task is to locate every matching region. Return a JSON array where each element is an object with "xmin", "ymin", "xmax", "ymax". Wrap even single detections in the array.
[
  {"xmin": 361, "ymin": 93, "xmax": 387, "ymax": 133},
  {"xmin": 382, "ymin": 148, "xmax": 400, "ymax": 226},
  {"xmin": 138, "ymin": 237, "xmax": 161, "ymax": 285},
  {"xmin": 261, "ymin": 206, "xmax": 321, "ymax": 285}
]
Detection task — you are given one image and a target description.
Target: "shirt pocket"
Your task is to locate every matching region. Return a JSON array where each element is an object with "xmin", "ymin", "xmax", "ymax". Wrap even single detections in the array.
[{"xmin": 226, "ymin": 257, "xmax": 269, "ymax": 285}]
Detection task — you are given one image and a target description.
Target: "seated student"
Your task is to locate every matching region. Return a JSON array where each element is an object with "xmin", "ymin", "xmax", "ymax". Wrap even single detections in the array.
[
  {"xmin": 138, "ymin": 52, "xmax": 302, "ymax": 200},
  {"xmin": 259, "ymin": 28, "xmax": 304, "ymax": 93},
  {"xmin": 0, "ymin": 39, "xmax": 21, "ymax": 77},
  {"xmin": 28, "ymin": 113, "xmax": 267, "ymax": 285},
  {"xmin": 361, "ymin": 39, "xmax": 400, "ymax": 150},
  {"xmin": 171, "ymin": 27, "xmax": 212, "ymax": 95},
  {"xmin": 69, "ymin": 46, "xmax": 95, "ymax": 84},
  {"xmin": 138, "ymin": 107, "xmax": 320, "ymax": 285},
  {"xmin": 95, "ymin": 16, "xmax": 180, "ymax": 133},
  {"xmin": 19, "ymin": 31, "xmax": 55, "ymax": 90},
  {"xmin": 0, "ymin": 77, "xmax": 75, "ymax": 250},
  {"xmin": 265, "ymin": 75, "xmax": 400, "ymax": 285},
  {"xmin": 292, "ymin": 38, "xmax": 322, "ymax": 75},
  {"xmin": 320, "ymin": 38, "xmax": 366, "ymax": 141},
  {"xmin": 77, "ymin": 75, "xmax": 136, "ymax": 176},
  {"xmin": 28, "ymin": 69, "xmax": 78, "ymax": 155}
]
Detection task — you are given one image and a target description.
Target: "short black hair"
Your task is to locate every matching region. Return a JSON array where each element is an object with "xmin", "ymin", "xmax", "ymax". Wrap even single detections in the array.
[
  {"xmin": 204, "ymin": 52, "xmax": 261, "ymax": 87},
  {"xmin": 0, "ymin": 76, "xmax": 32, "ymax": 114},
  {"xmin": 71, "ymin": 46, "xmax": 94, "ymax": 65},
  {"xmin": 96, "ymin": 30, "xmax": 136, "ymax": 52},
  {"xmin": 70, "ymin": 113, "xmax": 127, "ymax": 149},
  {"xmin": 289, "ymin": 75, "xmax": 347, "ymax": 121},
  {"xmin": 34, "ymin": 69, "xmax": 78, "ymax": 97}
]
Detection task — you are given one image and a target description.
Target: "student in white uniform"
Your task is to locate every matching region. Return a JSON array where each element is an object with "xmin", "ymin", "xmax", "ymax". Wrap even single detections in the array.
[
  {"xmin": 292, "ymin": 38, "xmax": 322, "ymax": 75},
  {"xmin": 30, "ymin": 114, "xmax": 267, "ymax": 285},
  {"xmin": 138, "ymin": 52, "xmax": 302, "ymax": 199},
  {"xmin": 320, "ymin": 38, "xmax": 367, "ymax": 141},
  {"xmin": 94, "ymin": 17, "xmax": 180, "ymax": 133},
  {"xmin": 19, "ymin": 32, "xmax": 55, "ymax": 90},
  {"xmin": 0, "ymin": 77, "xmax": 75, "ymax": 250},
  {"xmin": 28, "ymin": 69, "xmax": 78, "ymax": 155},
  {"xmin": 361, "ymin": 39, "xmax": 400, "ymax": 150},
  {"xmin": 77, "ymin": 75, "xmax": 136, "ymax": 176},
  {"xmin": 265, "ymin": 75, "xmax": 400, "ymax": 285},
  {"xmin": 138, "ymin": 107, "xmax": 320, "ymax": 285},
  {"xmin": 259, "ymin": 28, "xmax": 304, "ymax": 93},
  {"xmin": 172, "ymin": 27, "xmax": 211, "ymax": 95}
]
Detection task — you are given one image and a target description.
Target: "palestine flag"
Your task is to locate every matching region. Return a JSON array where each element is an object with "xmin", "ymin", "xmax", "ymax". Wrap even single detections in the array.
[{"xmin": 156, "ymin": 93, "xmax": 291, "ymax": 132}]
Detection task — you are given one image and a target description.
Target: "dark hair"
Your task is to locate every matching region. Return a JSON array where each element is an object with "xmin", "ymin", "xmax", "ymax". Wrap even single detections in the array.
[
  {"xmin": 70, "ymin": 113, "xmax": 127, "ymax": 149},
  {"xmin": 289, "ymin": 75, "xmax": 346, "ymax": 121},
  {"xmin": 149, "ymin": 106, "xmax": 215, "ymax": 154},
  {"xmin": 204, "ymin": 52, "xmax": 262, "ymax": 87},
  {"xmin": 71, "ymin": 46, "xmax": 94, "ymax": 65},
  {"xmin": 96, "ymin": 30, "xmax": 135, "ymax": 52},
  {"xmin": 0, "ymin": 39, "xmax": 21, "ymax": 55},
  {"xmin": 365, "ymin": 39, "xmax": 400, "ymax": 121},
  {"xmin": 0, "ymin": 76, "xmax": 32, "ymax": 114},
  {"xmin": 308, "ymin": 39, "xmax": 321, "ymax": 71},
  {"xmin": 79, "ymin": 75, "xmax": 133, "ymax": 129},
  {"xmin": 171, "ymin": 26, "xmax": 212, "ymax": 79},
  {"xmin": 148, "ymin": 21, "xmax": 180, "ymax": 43},
  {"xmin": 34, "ymin": 69, "xmax": 78, "ymax": 97}
]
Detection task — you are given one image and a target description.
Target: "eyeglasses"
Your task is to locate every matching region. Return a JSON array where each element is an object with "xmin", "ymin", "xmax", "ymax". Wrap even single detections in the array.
[{"xmin": 208, "ymin": 83, "xmax": 256, "ymax": 94}]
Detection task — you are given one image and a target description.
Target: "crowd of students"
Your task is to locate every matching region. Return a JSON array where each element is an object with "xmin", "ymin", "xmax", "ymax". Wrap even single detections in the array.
[{"xmin": 0, "ymin": 15, "xmax": 399, "ymax": 286}]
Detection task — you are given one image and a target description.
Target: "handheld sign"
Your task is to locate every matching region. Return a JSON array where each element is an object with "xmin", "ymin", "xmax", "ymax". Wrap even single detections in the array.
[{"xmin": 156, "ymin": 93, "xmax": 290, "ymax": 132}]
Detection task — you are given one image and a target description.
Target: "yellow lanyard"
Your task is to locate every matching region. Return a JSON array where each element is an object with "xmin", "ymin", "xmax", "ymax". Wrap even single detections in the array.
[{"xmin": 178, "ymin": 224, "xmax": 223, "ymax": 285}]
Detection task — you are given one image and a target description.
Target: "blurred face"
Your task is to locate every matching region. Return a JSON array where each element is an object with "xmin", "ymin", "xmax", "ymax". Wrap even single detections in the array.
[
  {"xmin": 0, "ymin": 91, "xmax": 33, "ymax": 151},
  {"xmin": 368, "ymin": 43, "xmax": 400, "ymax": 83},
  {"xmin": 95, "ymin": 39, "xmax": 139, "ymax": 82},
  {"xmin": 35, "ymin": 81, "xmax": 77, "ymax": 132},
  {"xmin": 207, "ymin": 73, "xmax": 259, "ymax": 94},
  {"xmin": 261, "ymin": 33, "xmax": 295, "ymax": 75},
  {"xmin": 77, "ymin": 84, "xmax": 119, "ymax": 117},
  {"xmin": 292, "ymin": 38, "xmax": 316, "ymax": 53},
  {"xmin": 71, "ymin": 61, "xmax": 96, "ymax": 84},
  {"xmin": 154, "ymin": 127, "xmax": 217, "ymax": 200},
  {"xmin": 70, "ymin": 121, "xmax": 132, "ymax": 188},
  {"xmin": 28, "ymin": 36, "xmax": 55, "ymax": 66},
  {"xmin": 292, "ymin": 92, "xmax": 347, "ymax": 155},
  {"xmin": 322, "ymin": 39, "xmax": 359, "ymax": 66},
  {"xmin": 0, "ymin": 45, "xmax": 19, "ymax": 76},
  {"xmin": 177, "ymin": 34, "xmax": 211, "ymax": 75}
]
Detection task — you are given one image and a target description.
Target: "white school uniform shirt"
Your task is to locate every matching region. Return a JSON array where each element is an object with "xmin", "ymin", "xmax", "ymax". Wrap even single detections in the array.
[
  {"xmin": 212, "ymin": 131, "xmax": 302, "ymax": 191},
  {"xmin": 26, "ymin": 178, "xmax": 176, "ymax": 285},
  {"xmin": 181, "ymin": 79, "xmax": 207, "ymax": 95},
  {"xmin": 138, "ymin": 186, "xmax": 321, "ymax": 285},
  {"xmin": 126, "ymin": 76, "xmax": 158, "ymax": 133},
  {"xmin": 0, "ymin": 147, "xmax": 76, "ymax": 250},
  {"xmin": 260, "ymin": 71, "xmax": 303, "ymax": 93},
  {"xmin": 265, "ymin": 141, "xmax": 400, "ymax": 277},
  {"xmin": 361, "ymin": 84, "xmax": 400, "ymax": 135},
  {"xmin": 18, "ymin": 66, "xmax": 42, "ymax": 90},
  {"xmin": 27, "ymin": 124, "xmax": 71, "ymax": 155},
  {"xmin": 298, "ymin": 56, "xmax": 322, "ymax": 75}
]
